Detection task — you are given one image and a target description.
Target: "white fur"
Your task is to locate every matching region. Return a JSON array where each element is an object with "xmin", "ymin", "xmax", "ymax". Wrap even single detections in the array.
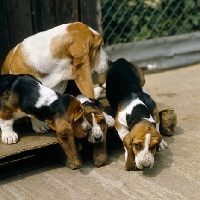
[
  {"xmin": 9, "ymin": 23, "xmax": 108, "ymax": 134},
  {"xmin": 94, "ymin": 86, "xmax": 103, "ymax": 99},
  {"xmin": 76, "ymin": 94, "xmax": 92, "ymax": 104},
  {"xmin": 88, "ymin": 113, "xmax": 103, "ymax": 143},
  {"xmin": 93, "ymin": 47, "xmax": 109, "ymax": 74},
  {"xmin": 118, "ymin": 98, "xmax": 145, "ymax": 127},
  {"xmin": 0, "ymin": 119, "xmax": 18, "ymax": 144},
  {"xmin": 35, "ymin": 84, "xmax": 58, "ymax": 108},
  {"xmin": 116, "ymin": 125, "xmax": 129, "ymax": 141},
  {"xmin": 102, "ymin": 112, "xmax": 115, "ymax": 127},
  {"xmin": 158, "ymin": 139, "xmax": 168, "ymax": 151},
  {"xmin": 135, "ymin": 133, "xmax": 154, "ymax": 169}
]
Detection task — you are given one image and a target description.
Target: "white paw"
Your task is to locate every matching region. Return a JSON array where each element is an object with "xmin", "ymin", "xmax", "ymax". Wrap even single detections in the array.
[
  {"xmin": 2, "ymin": 131, "xmax": 18, "ymax": 144},
  {"xmin": 94, "ymin": 86, "xmax": 103, "ymax": 99},
  {"xmin": 158, "ymin": 139, "xmax": 168, "ymax": 151},
  {"xmin": 31, "ymin": 118, "xmax": 50, "ymax": 133},
  {"xmin": 103, "ymin": 112, "xmax": 115, "ymax": 127}
]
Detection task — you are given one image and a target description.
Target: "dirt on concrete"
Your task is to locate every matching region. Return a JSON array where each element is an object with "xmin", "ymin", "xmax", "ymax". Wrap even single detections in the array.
[{"xmin": 0, "ymin": 64, "xmax": 200, "ymax": 200}]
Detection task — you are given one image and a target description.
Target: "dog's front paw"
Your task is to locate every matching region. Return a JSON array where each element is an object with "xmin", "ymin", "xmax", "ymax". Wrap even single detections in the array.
[
  {"xmin": 158, "ymin": 139, "xmax": 168, "ymax": 151},
  {"xmin": 31, "ymin": 118, "xmax": 50, "ymax": 133},
  {"xmin": 103, "ymin": 112, "xmax": 115, "ymax": 127},
  {"xmin": 94, "ymin": 86, "xmax": 103, "ymax": 99},
  {"xmin": 2, "ymin": 131, "xmax": 18, "ymax": 144}
]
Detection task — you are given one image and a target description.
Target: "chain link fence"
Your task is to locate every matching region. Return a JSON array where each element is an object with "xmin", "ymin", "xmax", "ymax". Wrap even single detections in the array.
[{"xmin": 100, "ymin": 0, "xmax": 200, "ymax": 46}]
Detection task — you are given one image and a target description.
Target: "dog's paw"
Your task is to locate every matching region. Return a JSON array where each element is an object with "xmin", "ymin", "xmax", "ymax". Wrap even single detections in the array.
[
  {"xmin": 31, "ymin": 118, "xmax": 50, "ymax": 133},
  {"xmin": 2, "ymin": 131, "xmax": 18, "ymax": 144},
  {"xmin": 158, "ymin": 139, "xmax": 168, "ymax": 151},
  {"xmin": 94, "ymin": 86, "xmax": 103, "ymax": 99},
  {"xmin": 103, "ymin": 112, "xmax": 115, "ymax": 127}
]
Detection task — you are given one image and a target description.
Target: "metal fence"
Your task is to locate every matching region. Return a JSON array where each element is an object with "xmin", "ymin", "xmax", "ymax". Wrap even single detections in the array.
[{"xmin": 100, "ymin": 0, "xmax": 200, "ymax": 46}]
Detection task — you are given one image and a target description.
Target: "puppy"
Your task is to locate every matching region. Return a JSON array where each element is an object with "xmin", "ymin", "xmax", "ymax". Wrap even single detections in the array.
[
  {"xmin": 106, "ymin": 58, "xmax": 168, "ymax": 171},
  {"xmin": 0, "ymin": 74, "xmax": 91, "ymax": 168},
  {"xmin": 76, "ymin": 94, "xmax": 114, "ymax": 167},
  {"xmin": 2, "ymin": 22, "xmax": 109, "ymax": 133}
]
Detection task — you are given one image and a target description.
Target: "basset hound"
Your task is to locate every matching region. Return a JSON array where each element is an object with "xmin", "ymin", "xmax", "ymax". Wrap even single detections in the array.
[
  {"xmin": 76, "ymin": 94, "xmax": 114, "ymax": 167},
  {"xmin": 0, "ymin": 74, "xmax": 91, "ymax": 168},
  {"xmin": 106, "ymin": 58, "xmax": 168, "ymax": 171},
  {"xmin": 2, "ymin": 22, "xmax": 109, "ymax": 133}
]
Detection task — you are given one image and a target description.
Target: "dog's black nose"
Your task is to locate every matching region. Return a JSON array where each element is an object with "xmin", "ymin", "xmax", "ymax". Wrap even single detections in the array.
[{"xmin": 142, "ymin": 163, "xmax": 150, "ymax": 169}]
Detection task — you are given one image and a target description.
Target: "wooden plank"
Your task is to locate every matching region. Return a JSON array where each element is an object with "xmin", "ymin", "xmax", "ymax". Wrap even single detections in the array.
[
  {"xmin": 31, "ymin": 0, "xmax": 57, "ymax": 33},
  {"xmin": 79, "ymin": 0, "xmax": 102, "ymax": 33},
  {"xmin": 0, "ymin": 0, "xmax": 10, "ymax": 68},
  {"xmin": 6, "ymin": 0, "xmax": 33, "ymax": 48},
  {"xmin": 55, "ymin": 0, "xmax": 79, "ymax": 24}
]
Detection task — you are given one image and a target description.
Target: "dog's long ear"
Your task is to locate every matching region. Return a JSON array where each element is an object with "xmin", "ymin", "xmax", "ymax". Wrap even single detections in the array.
[
  {"xmin": 71, "ymin": 46, "xmax": 94, "ymax": 100},
  {"xmin": 123, "ymin": 133, "xmax": 136, "ymax": 171}
]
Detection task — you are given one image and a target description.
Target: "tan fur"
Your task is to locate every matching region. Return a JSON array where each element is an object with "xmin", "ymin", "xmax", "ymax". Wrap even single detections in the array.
[
  {"xmin": 122, "ymin": 120, "xmax": 162, "ymax": 170},
  {"xmin": 2, "ymin": 23, "xmax": 104, "ymax": 100}
]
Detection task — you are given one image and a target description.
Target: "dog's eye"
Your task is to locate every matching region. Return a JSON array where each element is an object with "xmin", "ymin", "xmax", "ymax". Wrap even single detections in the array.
[{"xmin": 135, "ymin": 144, "xmax": 142, "ymax": 150}]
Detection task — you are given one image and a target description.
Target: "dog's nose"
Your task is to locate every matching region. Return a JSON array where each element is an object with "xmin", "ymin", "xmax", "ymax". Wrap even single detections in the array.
[
  {"xmin": 94, "ymin": 135, "xmax": 102, "ymax": 142},
  {"xmin": 142, "ymin": 163, "xmax": 150, "ymax": 169}
]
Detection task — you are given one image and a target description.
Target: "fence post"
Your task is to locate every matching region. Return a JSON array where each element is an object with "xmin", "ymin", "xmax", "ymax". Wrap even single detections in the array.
[{"xmin": 79, "ymin": 0, "xmax": 102, "ymax": 34}]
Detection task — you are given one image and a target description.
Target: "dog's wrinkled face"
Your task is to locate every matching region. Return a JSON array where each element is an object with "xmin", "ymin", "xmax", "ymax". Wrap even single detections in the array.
[
  {"xmin": 128, "ymin": 121, "xmax": 162, "ymax": 169},
  {"xmin": 82, "ymin": 102, "xmax": 108, "ymax": 143}
]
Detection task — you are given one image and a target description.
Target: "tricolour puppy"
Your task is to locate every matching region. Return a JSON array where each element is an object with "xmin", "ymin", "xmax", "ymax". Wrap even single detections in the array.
[
  {"xmin": 0, "ymin": 74, "xmax": 91, "ymax": 168},
  {"xmin": 106, "ymin": 58, "xmax": 167, "ymax": 171},
  {"xmin": 76, "ymin": 94, "xmax": 114, "ymax": 167},
  {"xmin": 2, "ymin": 22, "xmax": 109, "ymax": 133}
]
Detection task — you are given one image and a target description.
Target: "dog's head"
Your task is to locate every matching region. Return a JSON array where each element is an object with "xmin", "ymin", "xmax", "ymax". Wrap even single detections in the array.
[
  {"xmin": 67, "ymin": 22, "xmax": 109, "ymax": 100},
  {"xmin": 82, "ymin": 101, "xmax": 108, "ymax": 143},
  {"xmin": 63, "ymin": 95, "xmax": 92, "ymax": 138},
  {"xmin": 123, "ymin": 120, "xmax": 162, "ymax": 169}
]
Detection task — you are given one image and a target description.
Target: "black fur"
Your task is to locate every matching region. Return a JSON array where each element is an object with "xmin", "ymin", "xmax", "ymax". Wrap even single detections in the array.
[
  {"xmin": 106, "ymin": 58, "xmax": 156, "ymax": 129},
  {"xmin": 0, "ymin": 74, "xmax": 74, "ymax": 121}
]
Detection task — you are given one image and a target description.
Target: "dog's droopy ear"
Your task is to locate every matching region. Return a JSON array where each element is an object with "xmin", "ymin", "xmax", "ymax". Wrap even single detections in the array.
[
  {"xmin": 56, "ymin": 120, "xmax": 83, "ymax": 167},
  {"xmin": 71, "ymin": 46, "xmax": 94, "ymax": 100},
  {"xmin": 123, "ymin": 133, "xmax": 137, "ymax": 171}
]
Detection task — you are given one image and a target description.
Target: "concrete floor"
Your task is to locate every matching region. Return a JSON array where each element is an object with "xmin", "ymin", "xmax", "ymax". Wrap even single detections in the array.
[{"xmin": 0, "ymin": 64, "xmax": 200, "ymax": 199}]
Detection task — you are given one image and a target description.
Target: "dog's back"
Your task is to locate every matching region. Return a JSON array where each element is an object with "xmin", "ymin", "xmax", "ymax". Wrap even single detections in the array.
[{"xmin": 106, "ymin": 58, "xmax": 145, "ymax": 111}]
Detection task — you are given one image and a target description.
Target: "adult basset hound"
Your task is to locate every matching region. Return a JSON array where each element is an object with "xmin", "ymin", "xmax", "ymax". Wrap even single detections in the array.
[
  {"xmin": 0, "ymin": 74, "xmax": 91, "ymax": 168},
  {"xmin": 2, "ymin": 22, "xmax": 109, "ymax": 133},
  {"xmin": 106, "ymin": 58, "xmax": 168, "ymax": 171}
]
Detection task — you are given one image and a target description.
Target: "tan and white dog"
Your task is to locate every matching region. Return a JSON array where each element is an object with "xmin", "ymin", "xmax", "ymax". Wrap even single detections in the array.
[
  {"xmin": 2, "ymin": 22, "xmax": 109, "ymax": 133},
  {"xmin": 106, "ymin": 58, "xmax": 168, "ymax": 171}
]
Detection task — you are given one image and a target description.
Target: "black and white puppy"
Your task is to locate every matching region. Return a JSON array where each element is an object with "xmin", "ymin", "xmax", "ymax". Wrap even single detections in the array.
[
  {"xmin": 0, "ymin": 74, "xmax": 91, "ymax": 168},
  {"xmin": 106, "ymin": 58, "xmax": 168, "ymax": 171}
]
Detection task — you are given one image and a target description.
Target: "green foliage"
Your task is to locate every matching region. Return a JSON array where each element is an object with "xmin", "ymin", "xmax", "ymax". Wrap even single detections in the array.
[{"xmin": 101, "ymin": 0, "xmax": 200, "ymax": 46}]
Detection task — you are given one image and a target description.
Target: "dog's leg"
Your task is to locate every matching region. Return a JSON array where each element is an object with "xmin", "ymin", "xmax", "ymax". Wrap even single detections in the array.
[
  {"xmin": 102, "ymin": 112, "xmax": 115, "ymax": 127},
  {"xmin": 31, "ymin": 118, "xmax": 50, "ymax": 134},
  {"xmin": 151, "ymin": 107, "xmax": 168, "ymax": 151},
  {"xmin": 0, "ymin": 118, "xmax": 18, "ymax": 144},
  {"xmin": 93, "ymin": 137, "xmax": 107, "ymax": 167}
]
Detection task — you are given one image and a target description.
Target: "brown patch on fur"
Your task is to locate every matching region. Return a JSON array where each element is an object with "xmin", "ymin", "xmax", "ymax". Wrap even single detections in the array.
[
  {"xmin": 0, "ymin": 91, "xmax": 20, "ymax": 120},
  {"xmin": 2, "ymin": 44, "xmax": 45, "ymax": 79},
  {"xmin": 123, "ymin": 120, "xmax": 162, "ymax": 171}
]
